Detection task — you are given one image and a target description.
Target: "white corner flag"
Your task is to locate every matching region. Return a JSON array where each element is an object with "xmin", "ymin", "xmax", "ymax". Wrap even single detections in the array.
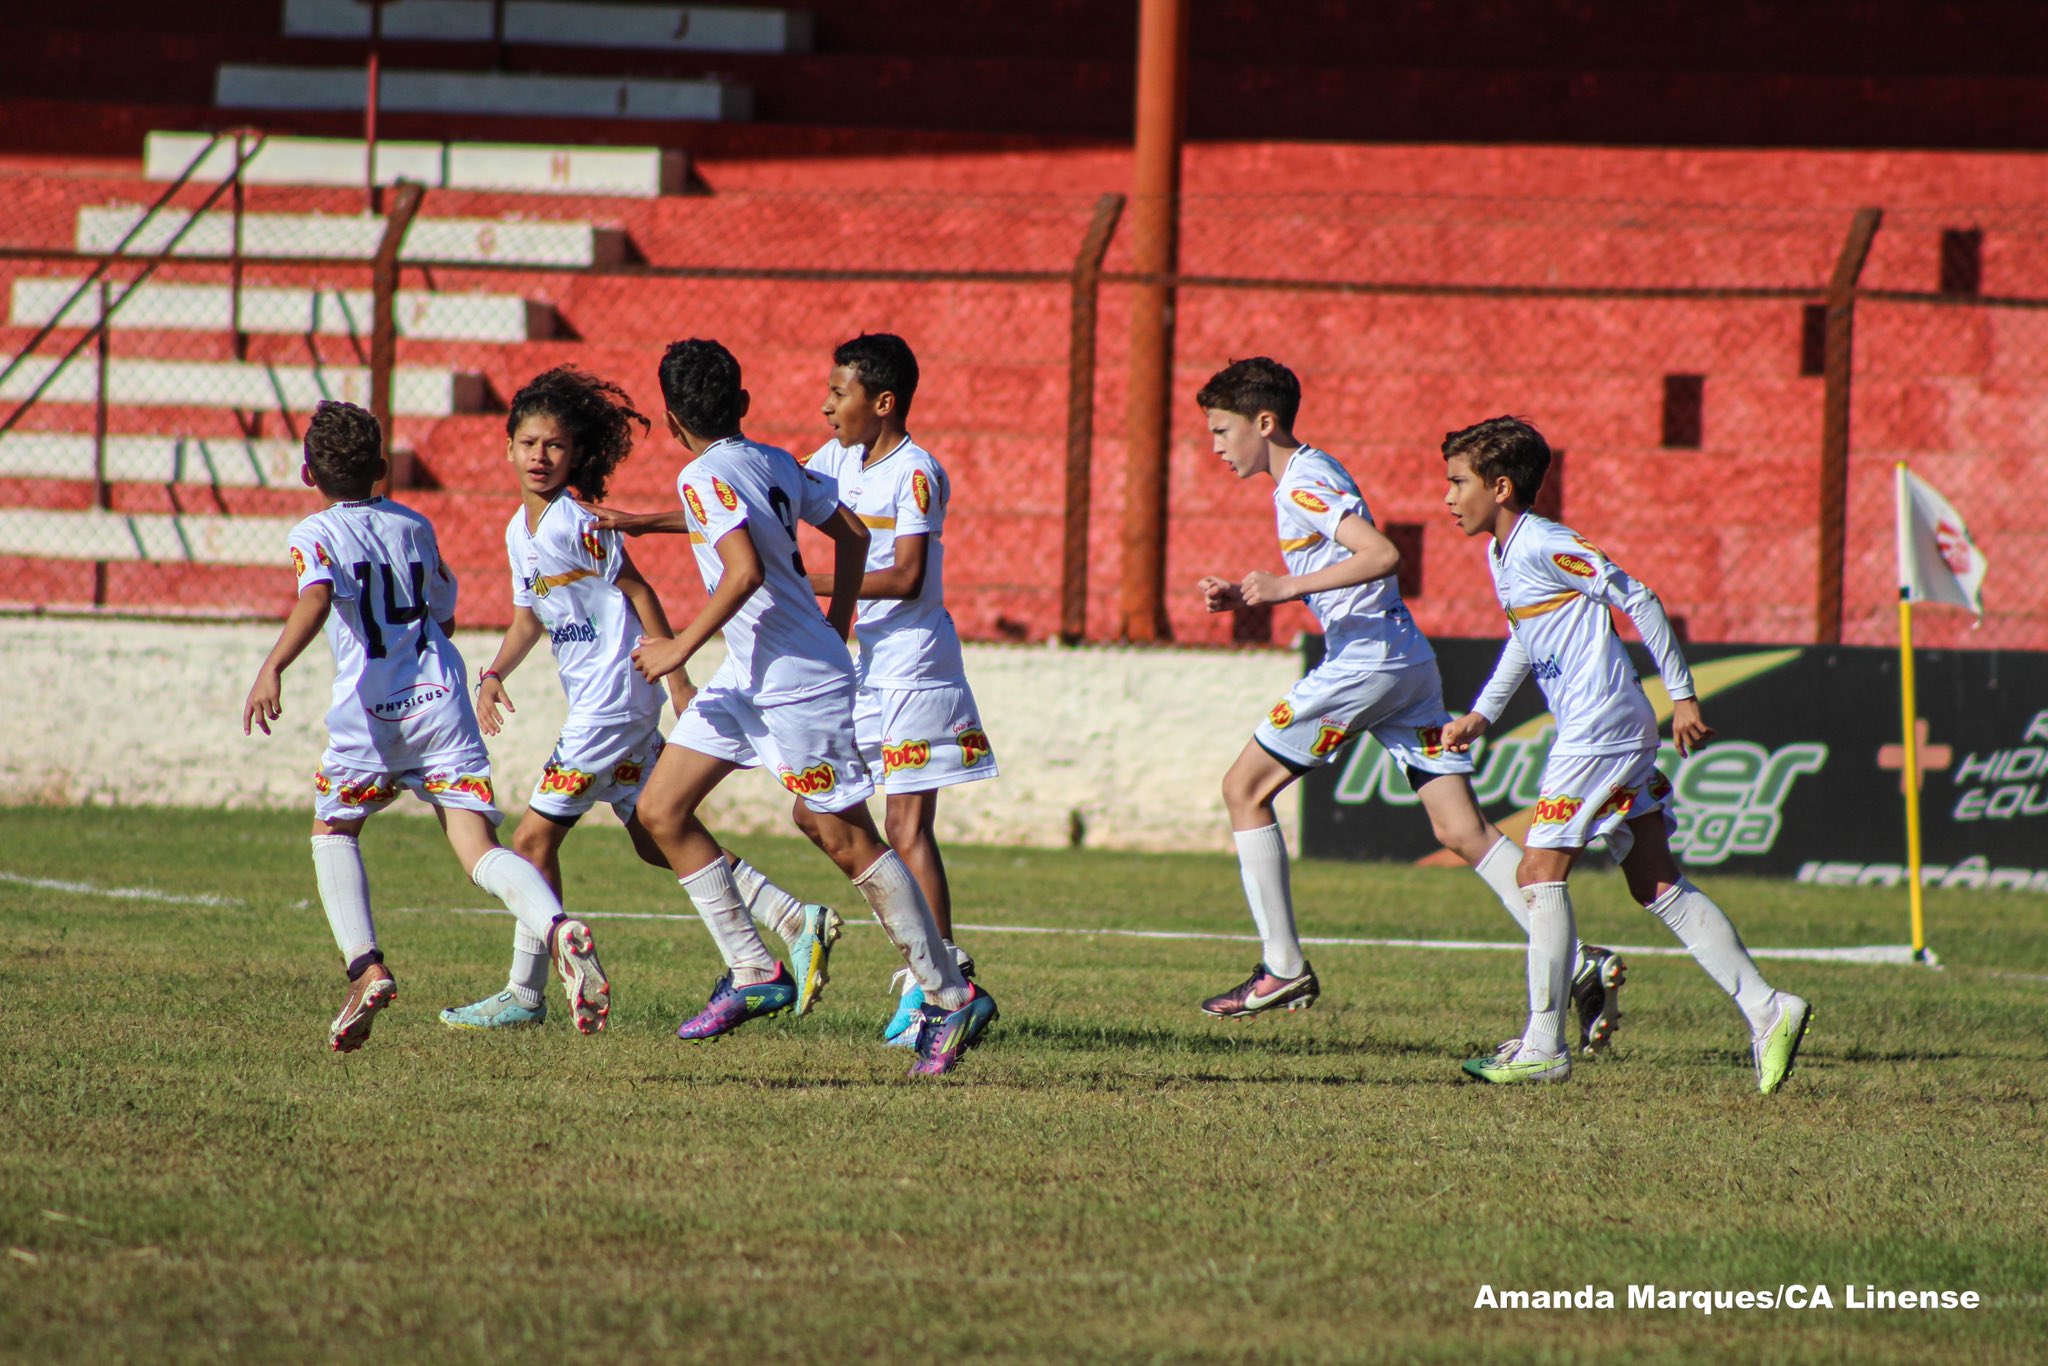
[{"xmin": 1896, "ymin": 464, "xmax": 1986, "ymax": 616}]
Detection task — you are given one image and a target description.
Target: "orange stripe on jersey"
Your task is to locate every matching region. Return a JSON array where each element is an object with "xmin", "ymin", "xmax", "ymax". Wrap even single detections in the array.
[
  {"xmin": 532, "ymin": 568, "xmax": 596, "ymax": 597},
  {"xmin": 1504, "ymin": 589, "xmax": 1578, "ymax": 627},
  {"xmin": 859, "ymin": 514, "xmax": 898, "ymax": 529},
  {"xmin": 1278, "ymin": 533, "xmax": 1324, "ymax": 552}
]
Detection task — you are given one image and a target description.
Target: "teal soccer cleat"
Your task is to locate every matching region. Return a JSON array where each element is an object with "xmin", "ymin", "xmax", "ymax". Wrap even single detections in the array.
[
  {"xmin": 788, "ymin": 902, "xmax": 843, "ymax": 1018},
  {"xmin": 440, "ymin": 989, "xmax": 547, "ymax": 1031}
]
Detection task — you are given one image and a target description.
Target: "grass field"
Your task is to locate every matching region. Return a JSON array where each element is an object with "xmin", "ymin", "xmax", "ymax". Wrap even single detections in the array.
[{"xmin": 4, "ymin": 805, "xmax": 2046, "ymax": 1363}]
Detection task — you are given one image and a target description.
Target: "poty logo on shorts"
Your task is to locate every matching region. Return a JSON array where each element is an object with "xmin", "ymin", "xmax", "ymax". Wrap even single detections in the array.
[
  {"xmin": 291, "ymin": 547, "xmax": 307, "ymax": 577},
  {"xmin": 1269, "ymin": 700, "xmax": 1295, "ymax": 729},
  {"xmin": 581, "ymin": 527, "xmax": 606, "ymax": 560},
  {"xmin": 683, "ymin": 486, "xmax": 708, "ymax": 525},
  {"xmin": 712, "ymin": 478, "xmax": 739, "ymax": 511},
  {"xmin": 911, "ymin": 470, "xmax": 932, "ymax": 514},
  {"xmin": 1310, "ymin": 723, "xmax": 1351, "ymax": 758},
  {"xmin": 780, "ymin": 762, "xmax": 837, "ymax": 797},
  {"xmin": 956, "ymin": 727, "xmax": 992, "ymax": 767},
  {"xmin": 370, "ymin": 682, "xmax": 451, "ymax": 722},
  {"xmin": 314, "ymin": 770, "xmax": 331, "ymax": 795},
  {"xmin": 449, "ymin": 774, "xmax": 494, "ymax": 803},
  {"xmin": 1290, "ymin": 490, "xmax": 1330, "ymax": 515},
  {"xmin": 611, "ymin": 760, "xmax": 644, "ymax": 786},
  {"xmin": 883, "ymin": 740, "xmax": 931, "ymax": 772},
  {"xmin": 1552, "ymin": 552, "xmax": 1596, "ymax": 579},
  {"xmin": 1593, "ymin": 785, "xmax": 1636, "ymax": 821},
  {"xmin": 336, "ymin": 777, "xmax": 399, "ymax": 808},
  {"xmin": 538, "ymin": 763, "xmax": 594, "ymax": 798},
  {"xmin": 1532, "ymin": 794, "xmax": 1585, "ymax": 825},
  {"xmin": 1416, "ymin": 725, "xmax": 1445, "ymax": 758}
]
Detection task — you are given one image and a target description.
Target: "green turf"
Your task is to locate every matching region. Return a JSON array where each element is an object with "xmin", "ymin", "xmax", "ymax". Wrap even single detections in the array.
[{"xmin": 3, "ymin": 805, "xmax": 2044, "ymax": 1363}]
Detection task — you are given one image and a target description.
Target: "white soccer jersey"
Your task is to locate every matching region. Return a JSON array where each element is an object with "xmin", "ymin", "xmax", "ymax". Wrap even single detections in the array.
[
  {"xmin": 681, "ymin": 436, "xmax": 853, "ymax": 703},
  {"xmin": 287, "ymin": 497, "xmax": 466, "ymax": 759},
  {"xmin": 1273, "ymin": 447, "xmax": 1430, "ymax": 665},
  {"xmin": 506, "ymin": 497, "xmax": 663, "ymax": 726},
  {"xmin": 1473, "ymin": 513, "xmax": 1696, "ymax": 757},
  {"xmin": 806, "ymin": 436, "xmax": 967, "ymax": 691}
]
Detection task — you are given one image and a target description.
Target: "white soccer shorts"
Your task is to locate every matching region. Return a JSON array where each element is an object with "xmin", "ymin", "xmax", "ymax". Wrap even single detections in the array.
[
  {"xmin": 1254, "ymin": 647, "xmax": 1474, "ymax": 781},
  {"xmin": 313, "ymin": 744, "xmax": 502, "ymax": 826},
  {"xmin": 1523, "ymin": 746, "xmax": 1676, "ymax": 861},
  {"xmin": 855, "ymin": 683, "xmax": 998, "ymax": 794},
  {"xmin": 669, "ymin": 679, "xmax": 877, "ymax": 814},
  {"xmin": 526, "ymin": 716, "xmax": 666, "ymax": 825}
]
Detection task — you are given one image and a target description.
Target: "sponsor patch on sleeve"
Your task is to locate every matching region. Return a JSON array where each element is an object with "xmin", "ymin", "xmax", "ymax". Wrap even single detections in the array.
[
  {"xmin": 911, "ymin": 469, "xmax": 932, "ymax": 514},
  {"xmin": 291, "ymin": 546, "xmax": 307, "ymax": 577},
  {"xmin": 580, "ymin": 527, "xmax": 606, "ymax": 560},
  {"xmin": 712, "ymin": 477, "xmax": 740, "ymax": 511},
  {"xmin": 1552, "ymin": 552, "xmax": 1596, "ymax": 578},
  {"xmin": 682, "ymin": 485, "xmax": 708, "ymax": 525},
  {"xmin": 1289, "ymin": 489, "xmax": 1330, "ymax": 515}
]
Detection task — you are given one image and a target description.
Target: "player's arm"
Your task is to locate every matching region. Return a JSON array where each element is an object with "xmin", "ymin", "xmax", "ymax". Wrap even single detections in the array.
[
  {"xmin": 1198, "ymin": 575, "xmax": 1246, "ymax": 613},
  {"xmin": 633, "ymin": 528, "xmax": 763, "ymax": 683},
  {"xmin": 1578, "ymin": 557, "xmax": 1711, "ymax": 756},
  {"xmin": 576, "ymin": 499, "xmax": 692, "ymax": 536},
  {"xmin": 615, "ymin": 546, "xmax": 696, "ymax": 714},
  {"xmin": 476, "ymin": 608, "xmax": 545, "ymax": 736},
  {"xmin": 243, "ymin": 583, "xmax": 332, "ymax": 736},
  {"xmin": 1443, "ymin": 634, "xmax": 1531, "ymax": 751},
  {"xmin": 810, "ymin": 531, "xmax": 926, "ymax": 602},
  {"xmin": 1240, "ymin": 514, "xmax": 1401, "ymax": 607},
  {"xmin": 816, "ymin": 502, "xmax": 872, "ymax": 640}
]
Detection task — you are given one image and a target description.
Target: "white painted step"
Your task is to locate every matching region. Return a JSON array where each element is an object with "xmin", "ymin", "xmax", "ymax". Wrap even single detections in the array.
[
  {"xmin": 145, "ymin": 130, "xmax": 686, "ymax": 199},
  {"xmin": 76, "ymin": 205, "xmax": 627, "ymax": 268},
  {"xmin": 0, "ymin": 353, "xmax": 486, "ymax": 417},
  {"xmin": 281, "ymin": 0, "xmax": 812, "ymax": 53},
  {"xmin": 217, "ymin": 64, "xmax": 753, "ymax": 122},
  {"xmin": 0, "ymin": 507, "xmax": 295, "ymax": 565},
  {"xmin": 13, "ymin": 278, "xmax": 555, "ymax": 343}
]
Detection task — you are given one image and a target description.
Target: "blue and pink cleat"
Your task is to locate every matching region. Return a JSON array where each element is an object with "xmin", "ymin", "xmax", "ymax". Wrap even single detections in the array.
[
  {"xmin": 676, "ymin": 964, "xmax": 797, "ymax": 1041},
  {"xmin": 908, "ymin": 984, "xmax": 999, "ymax": 1077}
]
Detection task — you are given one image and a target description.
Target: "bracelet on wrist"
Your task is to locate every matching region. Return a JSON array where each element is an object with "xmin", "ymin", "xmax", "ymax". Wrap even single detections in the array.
[{"xmin": 477, "ymin": 669, "xmax": 502, "ymax": 689}]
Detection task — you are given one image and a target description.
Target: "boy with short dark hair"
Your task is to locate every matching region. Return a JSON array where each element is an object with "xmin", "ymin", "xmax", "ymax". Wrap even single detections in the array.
[
  {"xmin": 241, "ymin": 400, "xmax": 609, "ymax": 1051},
  {"xmin": 585, "ymin": 339, "xmax": 997, "ymax": 1077},
  {"xmin": 1441, "ymin": 415, "xmax": 1811, "ymax": 1090},
  {"xmin": 799, "ymin": 332, "xmax": 996, "ymax": 1047},
  {"xmin": 1194, "ymin": 359, "xmax": 1624, "ymax": 1049}
]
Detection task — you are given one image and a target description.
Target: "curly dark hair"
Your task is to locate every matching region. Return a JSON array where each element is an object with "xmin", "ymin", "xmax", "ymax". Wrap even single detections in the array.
[
  {"xmin": 505, "ymin": 366, "xmax": 650, "ymax": 502},
  {"xmin": 303, "ymin": 400, "xmax": 384, "ymax": 496},
  {"xmin": 657, "ymin": 338, "xmax": 745, "ymax": 439},
  {"xmin": 1442, "ymin": 415, "xmax": 1551, "ymax": 507},
  {"xmin": 833, "ymin": 332, "xmax": 919, "ymax": 417}
]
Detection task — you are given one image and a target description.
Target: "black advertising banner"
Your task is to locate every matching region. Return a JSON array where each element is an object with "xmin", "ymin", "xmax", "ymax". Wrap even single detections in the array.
[{"xmin": 1300, "ymin": 637, "xmax": 2048, "ymax": 892}]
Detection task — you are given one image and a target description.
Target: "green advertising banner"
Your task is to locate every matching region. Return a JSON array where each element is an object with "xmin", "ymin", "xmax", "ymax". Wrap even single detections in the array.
[{"xmin": 1300, "ymin": 638, "xmax": 2048, "ymax": 892}]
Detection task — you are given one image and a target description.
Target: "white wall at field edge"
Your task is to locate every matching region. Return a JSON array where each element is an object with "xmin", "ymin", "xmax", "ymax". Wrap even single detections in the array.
[{"xmin": 1, "ymin": 619, "xmax": 1301, "ymax": 853}]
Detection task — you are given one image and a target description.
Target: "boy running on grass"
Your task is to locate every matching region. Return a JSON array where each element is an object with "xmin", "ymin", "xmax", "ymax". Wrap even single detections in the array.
[
  {"xmin": 1440, "ymin": 415, "xmax": 1811, "ymax": 1090},
  {"xmin": 584, "ymin": 339, "xmax": 997, "ymax": 1076},
  {"xmin": 241, "ymin": 400, "xmax": 609, "ymax": 1053},
  {"xmin": 800, "ymin": 333, "xmax": 997, "ymax": 1047},
  {"xmin": 439, "ymin": 367, "xmax": 841, "ymax": 1030},
  {"xmin": 1194, "ymin": 359, "xmax": 1624, "ymax": 1052}
]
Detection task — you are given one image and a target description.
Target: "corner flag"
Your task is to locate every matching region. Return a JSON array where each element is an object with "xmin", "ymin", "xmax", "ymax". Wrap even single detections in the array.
[{"xmin": 1897, "ymin": 465, "xmax": 1987, "ymax": 616}]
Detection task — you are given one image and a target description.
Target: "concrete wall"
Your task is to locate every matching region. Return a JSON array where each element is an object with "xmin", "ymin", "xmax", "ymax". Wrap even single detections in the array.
[{"xmin": 1, "ymin": 617, "xmax": 1300, "ymax": 852}]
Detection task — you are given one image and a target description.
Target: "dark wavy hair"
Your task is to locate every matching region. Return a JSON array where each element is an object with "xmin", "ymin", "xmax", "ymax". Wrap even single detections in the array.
[
  {"xmin": 657, "ymin": 338, "xmax": 745, "ymax": 439},
  {"xmin": 1442, "ymin": 415, "xmax": 1551, "ymax": 507},
  {"xmin": 505, "ymin": 366, "xmax": 650, "ymax": 502},
  {"xmin": 303, "ymin": 400, "xmax": 384, "ymax": 496},
  {"xmin": 834, "ymin": 332, "xmax": 919, "ymax": 418},
  {"xmin": 1195, "ymin": 356, "xmax": 1301, "ymax": 430}
]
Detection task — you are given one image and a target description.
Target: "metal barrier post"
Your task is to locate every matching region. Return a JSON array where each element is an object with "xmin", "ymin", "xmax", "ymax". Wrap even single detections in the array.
[
  {"xmin": 370, "ymin": 180, "xmax": 424, "ymax": 495},
  {"xmin": 1062, "ymin": 193, "xmax": 1125, "ymax": 644},
  {"xmin": 1817, "ymin": 207, "xmax": 1883, "ymax": 643},
  {"xmin": 230, "ymin": 129, "xmax": 248, "ymax": 362}
]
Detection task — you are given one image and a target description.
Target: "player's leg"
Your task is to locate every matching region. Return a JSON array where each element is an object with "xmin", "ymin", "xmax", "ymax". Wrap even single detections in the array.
[
  {"xmin": 309, "ymin": 759, "xmax": 403, "ymax": 1053},
  {"xmin": 1200, "ymin": 738, "xmax": 1320, "ymax": 1018},
  {"xmin": 440, "ymin": 806, "xmax": 569, "ymax": 1030},
  {"xmin": 1621, "ymin": 807, "xmax": 1811, "ymax": 1093},
  {"xmin": 876, "ymin": 789, "xmax": 970, "ymax": 1046},
  {"xmin": 726, "ymin": 816, "xmax": 843, "ymax": 1019}
]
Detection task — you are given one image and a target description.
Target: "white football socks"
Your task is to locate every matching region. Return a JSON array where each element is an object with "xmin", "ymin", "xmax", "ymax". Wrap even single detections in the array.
[
  {"xmin": 507, "ymin": 924, "xmax": 549, "ymax": 1010},
  {"xmin": 1476, "ymin": 837, "xmax": 1590, "ymax": 972},
  {"xmin": 1519, "ymin": 881, "xmax": 1575, "ymax": 1058},
  {"xmin": 470, "ymin": 846, "xmax": 567, "ymax": 944},
  {"xmin": 855, "ymin": 850, "xmax": 968, "ymax": 1010},
  {"xmin": 730, "ymin": 855, "xmax": 809, "ymax": 946},
  {"xmin": 1647, "ymin": 878, "xmax": 1778, "ymax": 1031},
  {"xmin": 310, "ymin": 834, "xmax": 376, "ymax": 963},
  {"xmin": 681, "ymin": 857, "xmax": 779, "ymax": 985},
  {"xmin": 1234, "ymin": 824, "xmax": 1304, "ymax": 978}
]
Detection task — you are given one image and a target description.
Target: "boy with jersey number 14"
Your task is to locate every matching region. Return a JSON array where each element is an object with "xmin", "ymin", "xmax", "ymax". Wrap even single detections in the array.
[
  {"xmin": 1440, "ymin": 415, "xmax": 1811, "ymax": 1091},
  {"xmin": 1194, "ymin": 358, "xmax": 1624, "ymax": 1052},
  {"xmin": 240, "ymin": 400, "xmax": 610, "ymax": 1053}
]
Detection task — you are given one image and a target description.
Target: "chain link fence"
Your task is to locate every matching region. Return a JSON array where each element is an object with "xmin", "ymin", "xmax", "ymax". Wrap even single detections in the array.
[{"xmin": 2, "ymin": 155, "xmax": 2040, "ymax": 652}]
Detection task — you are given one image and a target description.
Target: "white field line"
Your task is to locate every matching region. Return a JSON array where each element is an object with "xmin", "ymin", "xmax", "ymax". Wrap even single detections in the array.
[{"xmin": 3, "ymin": 868, "xmax": 1921, "ymax": 967}]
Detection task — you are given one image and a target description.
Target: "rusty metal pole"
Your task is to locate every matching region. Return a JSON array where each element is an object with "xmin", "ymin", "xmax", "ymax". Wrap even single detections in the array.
[
  {"xmin": 1816, "ymin": 207, "xmax": 1883, "ymax": 644},
  {"xmin": 1062, "ymin": 193, "xmax": 1126, "ymax": 645},
  {"xmin": 1120, "ymin": 0, "xmax": 1186, "ymax": 641},
  {"xmin": 365, "ymin": 0, "xmax": 385, "ymax": 213},
  {"xmin": 370, "ymin": 181, "xmax": 424, "ymax": 497}
]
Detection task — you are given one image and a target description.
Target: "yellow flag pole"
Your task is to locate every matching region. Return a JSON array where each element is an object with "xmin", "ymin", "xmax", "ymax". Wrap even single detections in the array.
[{"xmin": 1898, "ymin": 589, "xmax": 1927, "ymax": 959}]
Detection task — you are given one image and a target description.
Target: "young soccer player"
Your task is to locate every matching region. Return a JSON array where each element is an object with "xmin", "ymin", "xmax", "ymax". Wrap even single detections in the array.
[
  {"xmin": 437, "ymin": 367, "xmax": 844, "ymax": 1030},
  {"xmin": 584, "ymin": 339, "xmax": 997, "ymax": 1077},
  {"xmin": 799, "ymin": 333, "xmax": 996, "ymax": 1047},
  {"xmin": 240, "ymin": 399, "xmax": 610, "ymax": 1052},
  {"xmin": 1439, "ymin": 415, "xmax": 1811, "ymax": 1091},
  {"xmin": 1193, "ymin": 358, "xmax": 1624, "ymax": 1053}
]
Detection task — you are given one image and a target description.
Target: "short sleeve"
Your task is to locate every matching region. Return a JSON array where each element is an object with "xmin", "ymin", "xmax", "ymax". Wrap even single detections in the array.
[
  {"xmin": 288, "ymin": 525, "xmax": 337, "ymax": 595},
  {"xmin": 895, "ymin": 459, "xmax": 941, "ymax": 536},
  {"xmin": 796, "ymin": 465, "xmax": 840, "ymax": 527},
  {"xmin": 1276, "ymin": 481, "xmax": 1356, "ymax": 540},
  {"xmin": 508, "ymin": 531, "xmax": 535, "ymax": 608},
  {"xmin": 571, "ymin": 510, "xmax": 626, "ymax": 587},
  {"xmin": 682, "ymin": 471, "xmax": 748, "ymax": 545}
]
